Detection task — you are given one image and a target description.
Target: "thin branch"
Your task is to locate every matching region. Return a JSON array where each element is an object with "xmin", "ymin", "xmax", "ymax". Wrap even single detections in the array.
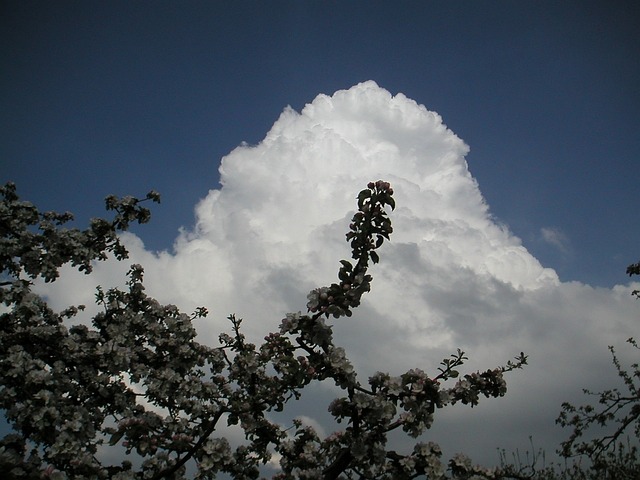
[
  {"xmin": 151, "ymin": 410, "xmax": 224, "ymax": 480},
  {"xmin": 323, "ymin": 447, "xmax": 352, "ymax": 480}
]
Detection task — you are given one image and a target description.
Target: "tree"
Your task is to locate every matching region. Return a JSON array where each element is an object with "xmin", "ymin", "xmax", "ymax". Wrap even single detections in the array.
[
  {"xmin": 0, "ymin": 181, "xmax": 527, "ymax": 479},
  {"xmin": 554, "ymin": 261, "xmax": 640, "ymax": 479}
]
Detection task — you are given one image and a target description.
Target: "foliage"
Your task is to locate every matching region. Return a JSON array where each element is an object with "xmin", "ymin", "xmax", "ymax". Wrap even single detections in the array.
[
  {"xmin": 552, "ymin": 261, "xmax": 640, "ymax": 479},
  {"xmin": 0, "ymin": 181, "xmax": 528, "ymax": 479},
  {"xmin": 497, "ymin": 437, "xmax": 639, "ymax": 480},
  {"xmin": 494, "ymin": 261, "xmax": 640, "ymax": 480},
  {"xmin": 627, "ymin": 261, "xmax": 640, "ymax": 299}
]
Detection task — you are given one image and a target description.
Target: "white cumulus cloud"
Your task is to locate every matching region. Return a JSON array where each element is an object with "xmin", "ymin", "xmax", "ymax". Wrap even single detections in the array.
[{"xmin": 39, "ymin": 81, "xmax": 640, "ymax": 466}]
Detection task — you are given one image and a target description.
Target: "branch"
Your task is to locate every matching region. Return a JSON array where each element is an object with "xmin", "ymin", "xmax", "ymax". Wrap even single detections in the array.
[
  {"xmin": 151, "ymin": 410, "xmax": 224, "ymax": 480},
  {"xmin": 323, "ymin": 447, "xmax": 352, "ymax": 480},
  {"xmin": 592, "ymin": 404, "xmax": 640, "ymax": 458}
]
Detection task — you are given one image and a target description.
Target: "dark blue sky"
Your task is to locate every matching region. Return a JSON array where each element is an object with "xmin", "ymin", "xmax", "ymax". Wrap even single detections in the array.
[{"xmin": 2, "ymin": 0, "xmax": 639, "ymax": 287}]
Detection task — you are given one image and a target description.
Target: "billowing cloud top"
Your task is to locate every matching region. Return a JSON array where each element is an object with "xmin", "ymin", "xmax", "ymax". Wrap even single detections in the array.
[
  {"xmin": 205, "ymin": 80, "xmax": 557, "ymax": 289},
  {"xmin": 42, "ymin": 81, "xmax": 639, "ymax": 464},
  {"xmin": 160, "ymin": 81, "xmax": 561, "ymax": 348}
]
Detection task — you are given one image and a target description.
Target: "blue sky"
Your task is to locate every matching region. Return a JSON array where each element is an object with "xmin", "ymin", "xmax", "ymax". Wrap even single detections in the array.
[
  {"xmin": 2, "ymin": 1, "xmax": 639, "ymax": 287},
  {"xmin": 2, "ymin": 0, "xmax": 640, "ymax": 470}
]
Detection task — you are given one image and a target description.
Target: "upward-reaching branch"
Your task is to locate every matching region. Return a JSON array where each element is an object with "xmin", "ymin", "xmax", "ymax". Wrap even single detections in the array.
[{"xmin": 306, "ymin": 180, "xmax": 394, "ymax": 319}]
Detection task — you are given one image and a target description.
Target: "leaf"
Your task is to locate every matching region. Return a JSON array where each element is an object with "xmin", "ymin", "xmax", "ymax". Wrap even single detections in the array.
[
  {"xmin": 340, "ymin": 260, "xmax": 353, "ymax": 271},
  {"xmin": 386, "ymin": 195, "xmax": 396, "ymax": 211},
  {"xmin": 109, "ymin": 430, "xmax": 125, "ymax": 446},
  {"xmin": 357, "ymin": 189, "xmax": 371, "ymax": 208},
  {"xmin": 370, "ymin": 251, "xmax": 380, "ymax": 264}
]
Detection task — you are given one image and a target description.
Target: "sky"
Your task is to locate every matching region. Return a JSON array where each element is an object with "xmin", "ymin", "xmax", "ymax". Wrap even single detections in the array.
[{"xmin": 2, "ymin": 0, "xmax": 640, "ymax": 471}]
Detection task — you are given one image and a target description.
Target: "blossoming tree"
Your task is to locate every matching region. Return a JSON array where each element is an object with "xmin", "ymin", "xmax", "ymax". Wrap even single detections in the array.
[{"xmin": 0, "ymin": 181, "xmax": 527, "ymax": 479}]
